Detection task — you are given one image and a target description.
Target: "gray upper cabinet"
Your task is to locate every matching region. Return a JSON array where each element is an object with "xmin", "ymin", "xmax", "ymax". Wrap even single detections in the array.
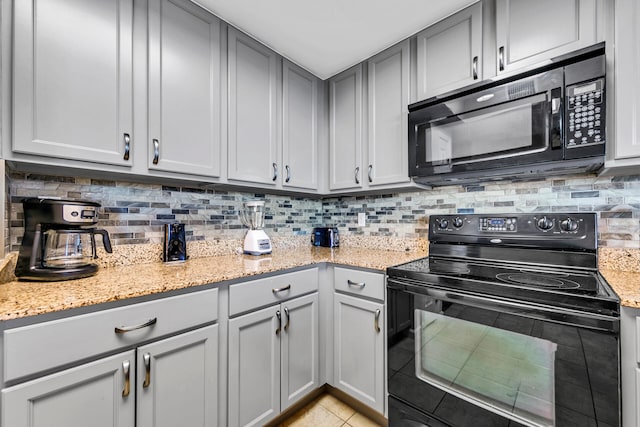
[
  {"xmin": 12, "ymin": 0, "xmax": 133, "ymax": 166},
  {"xmin": 367, "ymin": 40, "xmax": 410, "ymax": 187},
  {"xmin": 495, "ymin": 0, "xmax": 597, "ymax": 74},
  {"xmin": 416, "ymin": 2, "xmax": 482, "ymax": 100},
  {"xmin": 147, "ymin": 0, "xmax": 222, "ymax": 178},
  {"xmin": 228, "ymin": 28, "xmax": 279, "ymax": 185},
  {"xmin": 329, "ymin": 64, "xmax": 364, "ymax": 191},
  {"xmin": 608, "ymin": 0, "xmax": 640, "ymax": 171},
  {"xmin": 282, "ymin": 60, "xmax": 319, "ymax": 191}
]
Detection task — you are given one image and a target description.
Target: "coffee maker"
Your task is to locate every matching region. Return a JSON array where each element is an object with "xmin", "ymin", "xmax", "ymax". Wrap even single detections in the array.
[{"xmin": 15, "ymin": 198, "xmax": 113, "ymax": 281}]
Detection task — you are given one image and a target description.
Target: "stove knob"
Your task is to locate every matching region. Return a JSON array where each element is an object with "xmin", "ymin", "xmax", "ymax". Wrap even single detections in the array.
[
  {"xmin": 438, "ymin": 219, "xmax": 449, "ymax": 229},
  {"xmin": 537, "ymin": 216, "xmax": 554, "ymax": 230},
  {"xmin": 560, "ymin": 218, "xmax": 579, "ymax": 232},
  {"xmin": 453, "ymin": 217, "xmax": 464, "ymax": 228}
]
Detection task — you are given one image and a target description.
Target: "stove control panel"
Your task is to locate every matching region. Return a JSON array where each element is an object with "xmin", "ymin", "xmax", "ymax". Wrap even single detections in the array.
[
  {"xmin": 479, "ymin": 217, "xmax": 517, "ymax": 232},
  {"xmin": 429, "ymin": 213, "xmax": 596, "ymax": 250}
]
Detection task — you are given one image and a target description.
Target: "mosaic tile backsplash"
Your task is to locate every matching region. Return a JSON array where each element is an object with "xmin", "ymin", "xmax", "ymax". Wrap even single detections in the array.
[{"xmin": 7, "ymin": 171, "xmax": 640, "ymax": 251}]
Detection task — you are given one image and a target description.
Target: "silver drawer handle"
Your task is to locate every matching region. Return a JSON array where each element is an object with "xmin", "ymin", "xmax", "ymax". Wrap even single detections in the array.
[
  {"xmin": 498, "ymin": 46, "xmax": 505, "ymax": 71},
  {"xmin": 272, "ymin": 284, "xmax": 291, "ymax": 294},
  {"xmin": 276, "ymin": 310, "xmax": 282, "ymax": 335},
  {"xmin": 354, "ymin": 166, "xmax": 360, "ymax": 184},
  {"xmin": 143, "ymin": 353, "xmax": 151, "ymax": 388},
  {"xmin": 272, "ymin": 163, "xmax": 278, "ymax": 181},
  {"xmin": 115, "ymin": 317, "xmax": 157, "ymax": 334},
  {"xmin": 374, "ymin": 309, "xmax": 381, "ymax": 333},
  {"xmin": 472, "ymin": 56, "xmax": 478, "ymax": 80},
  {"xmin": 285, "ymin": 165, "xmax": 291, "ymax": 183},
  {"xmin": 347, "ymin": 279, "xmax": 365, "ymax": 289},
  {"xmin": 122, "ymin": 360, "xmax": 131, "ymax": 397},
  {"xmin": 368, "ymin": 164, "xmax": 373, "ymax": 183}
]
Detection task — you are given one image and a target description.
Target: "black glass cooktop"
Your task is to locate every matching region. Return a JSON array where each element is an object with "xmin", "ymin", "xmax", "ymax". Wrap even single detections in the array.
[{"xmin": 387, "ymin": 256, "xmax": 619, "ymax": 316}]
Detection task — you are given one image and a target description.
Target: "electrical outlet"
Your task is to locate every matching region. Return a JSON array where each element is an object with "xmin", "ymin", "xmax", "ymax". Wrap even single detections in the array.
[{"xmin": 357, "ymin": 212, "xmax": 366, "ymax": 227}]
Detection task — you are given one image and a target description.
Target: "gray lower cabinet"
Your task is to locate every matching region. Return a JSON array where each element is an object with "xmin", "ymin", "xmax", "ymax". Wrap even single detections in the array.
[
  {"xmin": 333, "ymin": 266, "xmax": 385, "ymax": 416},
  {"xmin": 227, "ymin": 28, "xmax": 279, "ymax": 185},
  {"xmin": 1, "ymin": 325, "xmax": 218, "ymax": 427},
  {"xmin": 621, "ymin": 307, "xmax": 638, "ymax": 427},
  {"xmin": 333, "ymin": 293, "xmax": 384, "ymax": 413},
  {"xmin": 228, "ymin": 292, "xmax": 319, "ymax": 427},
  {"xmin": 2, "ymin": 351, "xmax": 136, "ymax": 427},
  {"xmin": 495, "ymin": 0, "xmax": 597, "ymax": 74},
  {"xmin": 147, "ymin": 0, "xmax": 222, "ymax": 178},
  {"xmin": 12, "ymin": 0, "xmax": 133, "ymax": 166},
  {"xmin": 416, "ymin": 2, "xmax": 482, "ymax": 100}
]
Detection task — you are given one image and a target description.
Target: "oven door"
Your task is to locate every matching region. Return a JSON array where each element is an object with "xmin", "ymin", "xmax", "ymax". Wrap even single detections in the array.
[
  {"xmin": 387, "ymin": 281, "xmax": 620, "ymax": 427},
  {"xmin": 408, "ymin": 68, "xmax": 563, "ymax": 180}
]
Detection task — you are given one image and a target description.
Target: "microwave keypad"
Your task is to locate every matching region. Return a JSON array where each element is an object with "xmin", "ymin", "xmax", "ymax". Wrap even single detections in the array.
[{"xmin": 567, "ymin": 79, "xmax": 605, "ymax": 148}]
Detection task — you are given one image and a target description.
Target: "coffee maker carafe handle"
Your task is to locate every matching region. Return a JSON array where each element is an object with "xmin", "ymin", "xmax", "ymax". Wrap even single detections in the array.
[{"xmin": 93, "ymin": 229, "xmax": 113, "ymax": 253}]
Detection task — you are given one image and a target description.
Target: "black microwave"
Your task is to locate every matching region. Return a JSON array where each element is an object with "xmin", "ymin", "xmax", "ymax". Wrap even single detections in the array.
[{"xmin": 408, "ymin": 43, "xmax": 606, "ymax": 185}]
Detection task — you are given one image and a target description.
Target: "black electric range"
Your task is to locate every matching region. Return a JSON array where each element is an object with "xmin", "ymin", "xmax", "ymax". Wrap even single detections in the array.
[{"xmin": 386, "ymin": 213, "xmax": 620, "ymax": 427}]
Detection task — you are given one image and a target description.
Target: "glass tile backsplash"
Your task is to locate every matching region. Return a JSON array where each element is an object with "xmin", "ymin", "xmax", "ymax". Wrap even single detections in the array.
[{"xmin": 8, "ymin": 171, "xmax": 640, "ymax": 251}]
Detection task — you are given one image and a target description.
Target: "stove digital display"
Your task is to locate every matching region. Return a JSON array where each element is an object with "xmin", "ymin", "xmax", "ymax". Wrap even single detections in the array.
[{"xmin": 480, "ymin": 217, "xmax": 516, "ymax": 232}]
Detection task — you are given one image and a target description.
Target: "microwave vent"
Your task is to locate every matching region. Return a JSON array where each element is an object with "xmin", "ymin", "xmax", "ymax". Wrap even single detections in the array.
[{"xmin": 508, "ymin": 81, "xmax": 536, "ymax": 99}]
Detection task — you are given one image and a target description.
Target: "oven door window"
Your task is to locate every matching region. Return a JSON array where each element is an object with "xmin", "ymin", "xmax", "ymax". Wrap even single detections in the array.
[
  {"xmin": 416, "ymin": 93, "xmax": 548, "ymax": 170},
  {"xmin": 415, "ymin": 308, "xmax": 557, "ymax": 427}
]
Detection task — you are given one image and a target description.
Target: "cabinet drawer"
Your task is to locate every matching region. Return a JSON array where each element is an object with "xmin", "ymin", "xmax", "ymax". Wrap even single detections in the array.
[
  {"xmin": 4, "ymin": 288, "xmax": 218, "ymax": 383},
  {"xmin": 229, "ymin": 268, "xmax": 318, "ymax": 316},
  {"xmin": 334, "ymin": 267, "xmax": 384, "ymax": 301}
]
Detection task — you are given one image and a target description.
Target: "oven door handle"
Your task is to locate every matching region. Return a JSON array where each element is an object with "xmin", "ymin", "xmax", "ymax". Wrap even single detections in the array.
[{"xmin": 388, "ymin": 279, "xmax": 619, "ymax": 333}]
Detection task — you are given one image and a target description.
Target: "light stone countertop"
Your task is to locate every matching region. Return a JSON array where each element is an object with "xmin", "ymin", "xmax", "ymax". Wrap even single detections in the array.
[
  {"xmin": 601, "ymin": 269, "xmax": 640, "ymax": 309},
  {"xmin": 0, "ymin": 247, "xmax": 427, "ymax": 321}
]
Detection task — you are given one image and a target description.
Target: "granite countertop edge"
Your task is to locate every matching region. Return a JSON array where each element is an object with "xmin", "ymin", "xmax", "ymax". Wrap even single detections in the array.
[{"xmin": 0, "ymin": 247, "xmax": 427, "ymax": 322}]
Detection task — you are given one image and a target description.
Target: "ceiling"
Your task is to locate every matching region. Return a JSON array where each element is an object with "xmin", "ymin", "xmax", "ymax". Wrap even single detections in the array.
[{"xmin": 196, "ymin": 0, "xmax": 478, "ymax": 79}]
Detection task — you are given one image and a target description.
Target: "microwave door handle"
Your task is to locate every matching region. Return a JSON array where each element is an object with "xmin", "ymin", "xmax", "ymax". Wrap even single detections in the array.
[{"xmin": 550, "ymin": 87, "xmax": 563, "ymax": 149}]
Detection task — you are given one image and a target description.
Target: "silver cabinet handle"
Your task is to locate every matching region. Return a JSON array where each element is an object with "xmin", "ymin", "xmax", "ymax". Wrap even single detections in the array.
[
  {"xmin": 123, "ymin": 133, "xmax": 131, "ymax": 161},
  {"xmin": 114, "ymin": 317, "xmax": 157, "ymax": 334},
  {"xmin": 152, "ymin": 139, "xmax": 159, "ymax": 165},
  {"xmin": 498, "ymin": 46, "xmax": 505, "ymax": 71},
  {"xmin": 143, "ymin": 353, "xmax": 151, "ymax": 388},
  {"xmin": 355, "ymin": 166, "xmax": 360, "ymax": 184},
  {"xmin": 347, "ymin": 279, "xmax": 365, "ymax": 289},
  {"xmin": 368, "ymin": 164, "xmax": 373, "ymax": 183},
  {"xmin": 374, "ymin": 309, "xmax": 381, "ymax": 333},
  {"xmin": 276, "ymin": 310, "xmax": 282, "ymax": 335},
  {"xmin": 272, "ymin": 163, "xmax": 278, "ymax": 181},
  {"xmin": 285, "ymin": 165, "xmax": 291, "ymax": 183},
  {"xmin": 472, "ymin": 56, "xmax": 478, "ymax": 80},
  {"xmin": 122, "ymin": 360, "xmax": 131, "ymax": 397},
  {"xmin": 272, "ymin": 284, "xmax": 291, "ymax": 294},
  {"xmin": 284, "ymin": 307, "xmax": 290, "ymax": 331}
]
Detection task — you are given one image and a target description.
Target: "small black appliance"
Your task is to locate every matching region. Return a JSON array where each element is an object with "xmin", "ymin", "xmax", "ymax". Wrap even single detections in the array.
[
  {"xmin": 311, "ymin": 227, "xmax": 339, "ymax": 248},
  {"xmin": 15, "ymin": 198, "xmax": 113, "ymax": 281},
  {"xmin": 163, "ymin": 223, "xmax": 187, "ymax": 262}
]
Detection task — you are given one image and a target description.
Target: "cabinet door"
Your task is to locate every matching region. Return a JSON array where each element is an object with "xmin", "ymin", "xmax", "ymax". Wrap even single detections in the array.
[
  {"xmin": 137, "ymin": 325, "xmax": 218, "ymax": 427},
  {"xmin": 416, "ymin": 2, "xmax": 482, "ymax": 100},
  {"xmin": 13, "ymin": 0, "xmax": 133, "ymax": 165},
  {"xmin": 282, "ymin": 60, "xmax": 319, "ymax": 191},
  {"xmin": 367, "ymin": 41, "xmax": 410, "ymax": 187},
  {"xmin": 228, "ymin": 305, "xmax": 281, "ymax": 427},
  {"xmin": 329, "ymin": 64, "xmax": 363, "ymax": 190},
  {"xmin": 228, "ymin": 28, "xmax": 279, "ymax": 185},
  {"xmin": 281, "ymin": 293, "xmax": 319, "ymax": 410},
  {"xmin": 496, "ymin": 0, "xmax": 597, "ymax": 74},
  {"xmin": 614, "ymin": 0, "xmax": 640, "ymax": 160},
  {"xmin": 148, "ymin": 0, "xmax": 222, "ymax": 177},
  {"xmin": 333, "ymin": 293, "xmax": 384, "ymax": 413},
  {"xmin": 1, "ymin": 351, "xmax": 135, "ymax": 427}
]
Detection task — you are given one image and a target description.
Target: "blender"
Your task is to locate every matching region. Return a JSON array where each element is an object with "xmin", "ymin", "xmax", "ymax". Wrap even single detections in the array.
[{"xmin": 240, "ymin": 201, "xmax": 272, "ymax": 255}]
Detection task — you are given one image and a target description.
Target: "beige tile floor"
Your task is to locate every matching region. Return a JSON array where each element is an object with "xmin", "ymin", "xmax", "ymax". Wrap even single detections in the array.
[{"xmin": 277, "ymin": 393, "xmax": 383, "ymax": 427}]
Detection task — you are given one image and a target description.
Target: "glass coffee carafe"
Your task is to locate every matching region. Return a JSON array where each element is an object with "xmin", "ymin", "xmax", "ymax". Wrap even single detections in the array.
[{"xmin": 42, "ymin": 228, "xmax": 112, "ymax": 268}]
